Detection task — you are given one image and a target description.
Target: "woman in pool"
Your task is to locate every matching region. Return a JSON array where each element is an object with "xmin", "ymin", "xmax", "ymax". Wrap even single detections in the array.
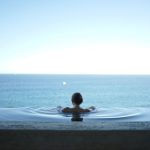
[{"xmin": 59, "ymin": 92, "xmax": 95, "ymax": 113}]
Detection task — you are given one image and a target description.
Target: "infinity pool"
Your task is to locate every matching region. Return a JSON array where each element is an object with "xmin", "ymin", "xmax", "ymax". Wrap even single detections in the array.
[{"xmin": 0, "ymin": 107, "xmax": 149, "ymax": 122}]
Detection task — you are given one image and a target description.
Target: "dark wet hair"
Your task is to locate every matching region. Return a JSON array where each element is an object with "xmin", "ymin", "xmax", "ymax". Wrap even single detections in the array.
[{"xmin": 71, "ymin": 92, "xmax": 83, "ymax": 105}]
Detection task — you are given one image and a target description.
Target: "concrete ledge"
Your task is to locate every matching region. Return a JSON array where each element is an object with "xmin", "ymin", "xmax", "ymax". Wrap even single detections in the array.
[
  {"xmin": 0, "ymin": 130, "xmax": 150, "ymax": 150},
  {"xmin": 0, "ymin": 121, "xmax": 150, "ymax": 150},
  {"xmin": 1, "ymin": 121, "xmax": 150, "ymax": 130}
]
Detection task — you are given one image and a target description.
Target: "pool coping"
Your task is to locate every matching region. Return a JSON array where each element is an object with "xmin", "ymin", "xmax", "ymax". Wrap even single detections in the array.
[
  {"xmin": 1, "ymin": 121, "xmax": 150, "ymax": 150},
  {"xmin": 0, "ymin": 121, "xmax": 150, "ymax": 130}
]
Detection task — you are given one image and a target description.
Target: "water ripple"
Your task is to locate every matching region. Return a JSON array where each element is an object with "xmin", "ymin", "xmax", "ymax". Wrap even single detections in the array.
[{"xmin": 0, "ymin": 107, "xmax": 148, "ymax": 121}]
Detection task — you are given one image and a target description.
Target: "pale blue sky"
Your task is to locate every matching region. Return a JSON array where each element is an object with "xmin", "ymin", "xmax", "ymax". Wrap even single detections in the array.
[{"xmin": 0, "ymin": 0, "xmax": 150, "ymax": 74}]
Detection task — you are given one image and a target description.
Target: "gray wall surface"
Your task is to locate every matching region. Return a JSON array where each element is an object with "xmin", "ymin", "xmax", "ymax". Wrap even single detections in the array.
[{"xmin": 0, "ymin": 130, "xmax": 150, "ymax": 150}]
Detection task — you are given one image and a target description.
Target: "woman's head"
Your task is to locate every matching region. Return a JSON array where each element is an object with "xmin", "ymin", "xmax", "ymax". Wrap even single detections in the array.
[{"xmin": 71, "ymin": 92, "xmax": 83, "ymax": 106}]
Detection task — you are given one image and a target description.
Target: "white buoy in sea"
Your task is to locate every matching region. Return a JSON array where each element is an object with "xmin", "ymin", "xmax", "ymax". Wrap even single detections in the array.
[{"xmin": 62, "ymin": 81, "xmax": 67, "ymax": 85}]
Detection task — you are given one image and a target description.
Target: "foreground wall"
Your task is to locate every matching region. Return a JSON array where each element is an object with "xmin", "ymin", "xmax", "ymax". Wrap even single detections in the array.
[{"xmin": 0, "ymin": 130, "xmax": 150, "ymax": 150}]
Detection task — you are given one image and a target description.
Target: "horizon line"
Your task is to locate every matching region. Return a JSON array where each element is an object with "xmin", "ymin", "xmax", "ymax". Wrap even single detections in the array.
[{"xmin": 0, "ymin": 73, "xmax": 150, "ymax": 76}]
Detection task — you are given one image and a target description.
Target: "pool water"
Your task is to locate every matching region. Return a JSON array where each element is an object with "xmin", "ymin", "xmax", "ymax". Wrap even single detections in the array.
[{"xmin": 0, "ymin": 106, "xmax": 149, "ymax": 122}]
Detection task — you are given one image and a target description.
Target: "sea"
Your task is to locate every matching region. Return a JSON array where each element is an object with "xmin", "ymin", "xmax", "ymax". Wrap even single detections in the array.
[{"xmin": 0, "ymin": 74, "xmax": 150, "ymax": 122}]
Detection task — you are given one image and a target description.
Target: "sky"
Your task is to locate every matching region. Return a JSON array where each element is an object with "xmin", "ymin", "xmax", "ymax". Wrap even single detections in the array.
[{"xmin": 0, "ymin": 0, "xmax": 150, "ymax": 74}]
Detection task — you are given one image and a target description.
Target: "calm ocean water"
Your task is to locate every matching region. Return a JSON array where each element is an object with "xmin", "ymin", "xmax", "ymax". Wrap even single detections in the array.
[{"xmin": 0, "ymin": 74, "xmax": 150, "ymax": 121}]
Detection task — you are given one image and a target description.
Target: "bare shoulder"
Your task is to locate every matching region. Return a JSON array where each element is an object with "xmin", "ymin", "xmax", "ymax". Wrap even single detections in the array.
[{"xmin": 62, "ymin": 107, "xmax": 72, "ymax": 113}]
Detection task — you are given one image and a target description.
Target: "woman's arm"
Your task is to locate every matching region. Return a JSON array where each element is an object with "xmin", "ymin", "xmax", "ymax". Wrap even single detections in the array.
[
  {"xmin": 83, "ymin": 109, "xmax": 90, "ymax": 112},
  {"xmin": 62, "ymin": 107, "xmax": 72, "ymax": 113}
]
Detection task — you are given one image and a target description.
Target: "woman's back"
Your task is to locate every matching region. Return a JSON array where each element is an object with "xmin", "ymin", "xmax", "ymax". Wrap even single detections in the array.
[{"xmin": 62, "ymin": 107, "xmax": 90, "ymax": 113}]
